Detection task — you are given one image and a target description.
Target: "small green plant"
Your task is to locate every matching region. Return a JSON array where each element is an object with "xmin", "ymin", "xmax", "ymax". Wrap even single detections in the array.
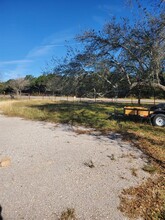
[{"xmin": 142, "ymin": 164, "xmax": 157, "ymax": 174}]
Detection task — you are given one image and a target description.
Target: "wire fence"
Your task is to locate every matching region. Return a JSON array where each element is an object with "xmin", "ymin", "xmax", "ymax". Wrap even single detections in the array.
[{"xmin": 0, "ymin": 93, "xmax": 164, "ymax": 104}]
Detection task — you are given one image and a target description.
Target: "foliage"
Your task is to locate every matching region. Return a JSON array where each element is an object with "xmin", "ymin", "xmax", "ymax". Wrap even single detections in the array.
[
  {"xmin": 8, "ymin": 78, "xmax": 29, "ymax": 96},
  {"xmin": 76, "ymin": 0, "xmax": 165, "ymax": 95}
]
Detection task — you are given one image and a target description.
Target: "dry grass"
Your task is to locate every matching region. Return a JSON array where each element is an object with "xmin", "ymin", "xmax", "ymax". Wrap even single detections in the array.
[
  {"xmin": 119, "ymin": 175, "xmax": 165, "ymax": 220},
  {"xmin": 73, "ymin": 128, "xmax": 93, "ymax": 135},
  {"xmin": 120, "ymin": 130, "xmax": 165, "ymax": 168}
]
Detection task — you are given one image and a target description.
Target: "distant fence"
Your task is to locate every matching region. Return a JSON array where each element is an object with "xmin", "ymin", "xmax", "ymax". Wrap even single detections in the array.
[{"xmin": 0, "ymin": 94, "xmax": 164, "ymax": 104}]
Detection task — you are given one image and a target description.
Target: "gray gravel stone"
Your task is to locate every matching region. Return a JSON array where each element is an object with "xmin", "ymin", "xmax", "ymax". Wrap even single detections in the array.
[{"xmin": 0, "ymin": 115, "xmax": 150, "ymax": 220}]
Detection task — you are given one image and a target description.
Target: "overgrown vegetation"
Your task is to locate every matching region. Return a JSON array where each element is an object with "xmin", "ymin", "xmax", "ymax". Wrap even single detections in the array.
[{"xmin": 0, "ymin": 99, "xmax": 164, "ymax": 219}]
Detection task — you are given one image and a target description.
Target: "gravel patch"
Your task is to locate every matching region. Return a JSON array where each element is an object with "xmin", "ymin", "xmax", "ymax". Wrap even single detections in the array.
[{"xmin": 0, "ymin": 115, "xmax": 150, "ymax": 220}]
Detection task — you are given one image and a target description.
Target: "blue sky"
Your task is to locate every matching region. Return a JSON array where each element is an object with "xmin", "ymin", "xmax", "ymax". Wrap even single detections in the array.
[{"xmin": 0, "ymin": 0, "xmax": 133, "ymax": 81}]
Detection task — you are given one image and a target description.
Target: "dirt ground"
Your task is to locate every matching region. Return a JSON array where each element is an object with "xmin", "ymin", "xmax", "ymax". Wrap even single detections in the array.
[{"xmin": 0, "ymin": 115, "xmax": 150, "ymax": 220}]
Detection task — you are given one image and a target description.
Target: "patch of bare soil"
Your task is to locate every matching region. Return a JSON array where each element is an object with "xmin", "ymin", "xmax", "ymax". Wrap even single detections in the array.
[{"xmin": 0, "ymin": 157, "xmax": 11, "ymax": 167}]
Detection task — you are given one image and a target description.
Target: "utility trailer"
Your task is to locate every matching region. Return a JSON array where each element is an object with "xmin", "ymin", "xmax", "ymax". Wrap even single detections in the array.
[{"xmin": 124, "ymin": 103, "xmax": 165, "ymax": 127}]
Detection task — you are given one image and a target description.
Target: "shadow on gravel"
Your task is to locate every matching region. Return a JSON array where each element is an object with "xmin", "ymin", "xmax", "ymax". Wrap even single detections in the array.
[{"xmin": 0, "ymin": 206, "xmax": 3, "ymax": 220}]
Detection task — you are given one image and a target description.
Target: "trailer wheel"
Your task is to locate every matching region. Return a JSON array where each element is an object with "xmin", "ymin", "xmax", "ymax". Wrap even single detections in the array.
[{"xmin": 152, "ymin": 114, "xmax": 165, "ymax": 127}]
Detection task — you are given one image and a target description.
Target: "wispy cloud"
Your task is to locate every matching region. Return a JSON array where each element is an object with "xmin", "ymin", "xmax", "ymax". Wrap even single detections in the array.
[
  {"xmin": 92, "ymin": 15, "xmax": 106, "ymax": 26},
  {"xmin": 2, "ymin": 28, "xmax": 78, "ymax": 80},
  {"xmin": 98, "ymin": 4, "xmax": 122, "ymax": 14},
  {"xmin": 92, "ymin": 4, "xmax": 123, "ymax": 27},
  {"xmin": 92, "ymin": 2, "xmax": 129, "ymax": 28},
  {"xmin": 26, "ymin": 45, "xmax": 55, "ymax": 58},
  {"xmin": 0, "ymin": 59, "xmax": 33, "ymax": 66},
  {"xmin": 1, "ymin": 70, "xmax": 21, "ymax": 81},
  {"xmin": 27, "ymin": 29, "xmax": 75, "ymax": 59}
]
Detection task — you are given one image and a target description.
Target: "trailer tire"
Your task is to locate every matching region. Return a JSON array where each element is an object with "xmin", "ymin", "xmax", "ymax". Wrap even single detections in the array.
[{"xmin": 152, "ymin": 114, "xmax": 165, "ymax": 127}]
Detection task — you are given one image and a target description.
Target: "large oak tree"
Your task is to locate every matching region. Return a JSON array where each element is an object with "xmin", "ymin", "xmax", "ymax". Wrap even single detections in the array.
[{"xmin": 76, "ymin": 0, "xmax": 165, "ymax": 94}]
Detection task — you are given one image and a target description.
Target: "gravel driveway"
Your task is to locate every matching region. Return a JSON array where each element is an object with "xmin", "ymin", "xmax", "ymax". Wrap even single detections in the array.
[{"xmin": 0, "ymin": 115, "xmax": 150, "ymax": 220}]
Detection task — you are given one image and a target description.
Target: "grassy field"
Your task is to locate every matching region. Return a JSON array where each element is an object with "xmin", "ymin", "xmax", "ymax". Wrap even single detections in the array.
[{"xmin": 0, "ymin": 99, "xmax": 164, "ymax": 219}]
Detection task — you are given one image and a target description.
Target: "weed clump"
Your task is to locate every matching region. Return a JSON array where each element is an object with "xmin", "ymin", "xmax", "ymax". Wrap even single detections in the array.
[
  {"xmin": 84, "ymin": 160, "xmax": 95, "ymax": 168},
  {"xmin": 59, "ymin": 208, "xmax": 76, "ymax": 220},
  {"xmin": 142, "ymin": 164, "xmax": 158, "ymax": 174}
]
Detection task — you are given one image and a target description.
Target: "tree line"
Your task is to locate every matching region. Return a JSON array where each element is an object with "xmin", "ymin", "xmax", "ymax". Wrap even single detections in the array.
[{"xmin": 0, "ymin": 0, "xmax": 165, "ymax": 100}]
